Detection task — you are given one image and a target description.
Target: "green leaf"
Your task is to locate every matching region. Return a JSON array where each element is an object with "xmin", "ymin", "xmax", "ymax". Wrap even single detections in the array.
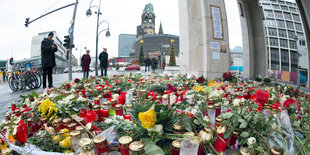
[
  {"xmin": 240, "ymin": 131, "xmax": 249, "ymax": 138},
  {"xmin": 221, "ymin": 112, "xmax": 234, "ymax": 119},
  {"xmin": 238, "ymin": 118, "xmax": 245, "ymax": 123},
  {"xmin": 144, "ymin": 144, "xmax": 165, "ymax": 155},
  {"xmin": 224, "ymin": 131, "xmax": 231, "ymax": 139},
  {"xmin": 239, "ymin": 121, "xmax": 248, "ymax": 129}
]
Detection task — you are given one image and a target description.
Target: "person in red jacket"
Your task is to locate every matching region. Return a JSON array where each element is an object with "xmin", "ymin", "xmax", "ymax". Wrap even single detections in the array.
[{"xmin": 81, "ymin": 49, "xmax": 91, "ymax": 79}]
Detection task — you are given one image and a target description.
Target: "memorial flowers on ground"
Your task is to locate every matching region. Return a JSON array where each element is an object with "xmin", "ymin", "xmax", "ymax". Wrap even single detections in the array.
[{"xmin": 0, "ymin": 73, "xmax": 308, "ymax": 154}]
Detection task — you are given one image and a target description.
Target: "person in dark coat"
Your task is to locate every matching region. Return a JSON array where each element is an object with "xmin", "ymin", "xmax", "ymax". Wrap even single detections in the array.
[
  {"xmin": 151, "ymin": 57, "xmax": 157, "ymax": 73},
  {"xmin": 99, "ymin": 48, "xmax": 108, "ymax": 76},
  {"xmin": 144, "ymin": 56, "xmax": 151, "ymax": 72},
  {"xmin": 2, "ymin": 70, "xmax": 6, "ymax": 82},
  {"xmin": 81, "ymin": 49, "xmax": 91, "ymax": 79},
  {"xmin": 41, "ymin": 32, "xmax": 57, "ymax": 89}
]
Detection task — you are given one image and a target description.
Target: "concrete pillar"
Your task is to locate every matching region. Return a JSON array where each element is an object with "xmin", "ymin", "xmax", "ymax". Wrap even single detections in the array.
[
  {"xmin": 179, "ymin": 0, "xmax": 230, "ymax": 79},
  {"xmin": 238, "ymin": 0, "xmax": 267, "ymax": 79},
  {"xmin": 296, "ymin": 0, "xmax": 310, "ymax": 88}
]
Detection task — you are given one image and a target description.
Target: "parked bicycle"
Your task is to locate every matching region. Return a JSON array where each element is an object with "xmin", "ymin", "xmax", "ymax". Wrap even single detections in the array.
[{"xmin": 8, "ymin": 67, "xmax": 42, "ymax": 92}]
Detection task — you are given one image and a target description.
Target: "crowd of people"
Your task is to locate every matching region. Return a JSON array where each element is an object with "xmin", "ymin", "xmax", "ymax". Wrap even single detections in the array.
[
  {"xmin": 144, "ymin": 56, "xmax": 165, "ymax": 73},
  {"xmin": 1, "ymin": 69, "xmax": 8, "ymax": 83}
]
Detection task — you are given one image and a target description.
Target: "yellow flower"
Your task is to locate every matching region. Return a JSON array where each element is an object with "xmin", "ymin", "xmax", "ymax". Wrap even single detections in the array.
[
  {"xmin": 63, "ymin": 150, "xmax": 73, "ymax": 154},
  {"xmin": 8, "ymin": 134, "xmax": 15, "ymax": 143},
  {"xmin": 38, "ymin": 98, "xmax": 58, "ymax": 120},
  {"xmin": 60, "ymin": 129, "xmax": 70, "ymax": 138},
  {"xmin": 53, "ymin": 135, "xmax": 62, "ymax": 143},
  {"xmin": 138, "ymin": 109, "xmax": 157, "ymax": 129},
  {"xmin": 59, "ymin": 138, "xmax": 71, "ymax": 148},
  {"xmin": 208, "ymin": 80, "xmax": 215, "ymax": 87}
]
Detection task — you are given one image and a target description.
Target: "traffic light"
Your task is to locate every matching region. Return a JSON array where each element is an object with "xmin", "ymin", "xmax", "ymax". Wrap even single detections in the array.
[
  {"xmin": 63, "ymin": 35, "xmax": 71, "ymax": 49},
  {"xmin": 25, "ymin": 18, "xmax": 30, "ymax": 27},
  {"xmin": 9, "ymin": 58, "xmax": 13, "ymax": 65},
  {"xmin": 158, "ymin": 54, "xmax": 161, "ymax": 59}
]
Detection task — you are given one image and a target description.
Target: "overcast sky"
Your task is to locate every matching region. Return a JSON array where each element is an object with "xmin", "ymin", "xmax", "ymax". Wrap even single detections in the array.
[{"xmin": 0, "ymin": 0, "xmax": 243, "ymax": 61}]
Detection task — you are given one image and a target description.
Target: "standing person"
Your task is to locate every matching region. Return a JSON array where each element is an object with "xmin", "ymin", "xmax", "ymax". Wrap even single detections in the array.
[
  {"xmin": 2, "ymin": 70, "xmax": 6, "ymax": 82},
  {"xmin": 5, "ymin": 70, "xmax": 8, "ymax": 82},
  {"xmin": 99, "ymin": 48, "xmax": 109, "ymax": 76},
  {"xmin": 81, "ymin": 50, "xmax": 91, "ymax": 79},
  {"xmin": 144, "ymin": 56, "xmax": 151, "ymax": 72},
  {"xmin": 151, "ymin": 57, "xmax": 157, "ymax": 73},
  {"xmin": 41, "ymin": 32, "xmax": 57, "ymax": 90}
]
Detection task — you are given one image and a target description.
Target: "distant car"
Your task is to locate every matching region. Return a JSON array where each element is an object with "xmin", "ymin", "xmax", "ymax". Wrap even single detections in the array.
[
  {"xmin": 64, "ymin": 68, "xmax": 69, "ymax": 73},
  {"xmin": 77, "ymin": 66, "xmax": 83, "ymax": 72},
  {"xmin": 125, "ymin": 65, "xmax": 140, "ymax": 71}
]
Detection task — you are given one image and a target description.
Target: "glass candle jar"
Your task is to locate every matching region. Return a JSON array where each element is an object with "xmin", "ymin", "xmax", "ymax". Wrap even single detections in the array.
[
  {"xmin": 124, "ymin": 114, "xmax": 131, "ymax": 121},
  {"xmin": 269, "ymin": 146, "xmax": 284, "ymax": 155},
  {"xmin": 180, "ymin": 140, "xmax": 199, "ymax": 155},
  {"xmin": 111, "ymin": 99, "xmax": 117, "ymax": 108},
  {"xmin": 215, "ymin": 103, "xmax": 221, "ymax": 118},
  {"xmin": 129, "ymin": 141, "xmax": 145, "ymax": 154},
  {"xmin": 215, "ymin": 118, "xmax": 222, "ymax": 127},
  {"xmin": 94, "ymin": 105, "xmax": 103, "ymax": 122},
  {"xmin": 76, "ymin": 126, "xmax": 88, "ymax": 139},
  {"xmin": 16, "ymin": 125, "xmax": 27, "ymax": 145},
  {"xmin": 102, "ymin": 109, "xmax": 109, "ymax": 118},
  {"xmin": 230, "ymin": 131, "xmax": 239, "ymax": 149},
  {"xmin": 2, "ymin": 148, "xmax": 12, "ymax": 155},
  {"xmin": 63, "ymin": 118, "xmax": 71, "ymax": 128},
  {"xmin": 103, "ymin": 102, "xmax": 110, "ymax": 110},
  {"xmin": 80, "ymin": 109, "xmax": 88, "ymax": 118},
  {"xmin": 79, "ymin": 138, "xmax": 95, "ymax": 154},
  {"xmin": 18, "ymin": 120, "xmax": 28, "ymax": 137},
  {"xmin": 125, "ymin": 104, "xmax": 133, "ymax": 114},
  {"xmin": 86, "ymin": 111, "xmax": 97, "ymax": 123},
  {"xmin": 118, "ymin": 136, "xmax": 133, "ymax": 155},
  {"xmin": 171, "ymin": 140, "xmax": 181, "ymax": 155},
  {"xmin": 118, "ymin": 95, "xmax": 126, "ymax": 105},
  {"xmin": 70, "ymin": 130, "xmax": 81, "ymax": 152},
  {"xmin": 68, "ymin": 123, "xmax": 77, "ymax": 131},
  {"xmin": 170, "ymin": 93, "xmax": 177, "ymax": 105},
  {"xmin": 173, "ymin": 124, "xmax": 184, "ymax": 134},
  {"xmin": 94, "ymin": 136, "xmax": 109, "ymax": 155},
  {"xmin": 162, "ymin": 95, "xmax": 169, "ymax": 105},
  {"xmin": 214, "ymin": 126, "xmax": 230, "ymax": 153},
  {"xmin": 94, "ymin": 97, "xmax": 100, "ymax": 105},
  {"xmin": 207, "ymin": 105, "xmax": 216, "ymax": 125},
  {"xmin": 208, "ymin": 99, "xmax": 214, "ymax": 106},
  {"xmin": 115, "ymin": 104, "xmax": 123, "ymax": 116}
]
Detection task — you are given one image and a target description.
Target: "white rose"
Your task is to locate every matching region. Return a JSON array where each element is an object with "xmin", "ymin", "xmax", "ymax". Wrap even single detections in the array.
[
  {"xmin": 247, "ymin": 137, "xmax": 256, "ymax": 145},
  {"xmin": 233, "ymin": 99, "xmax": 240, "ymax": 107},
  {"xmin": 70, "ymin": 89, "xmax": 76, "ymax": 93},
  {"xmin": 104, "ymin": 118, "xmax": 112, "ymax": 124},
  {"xmin": 224, "ymin": 101, "xmax": 230, "ymax": 106},
  {"xmin": 203, "ymin": 116, "xmax": 210, "ymax": 123},
  {"xmin": 191, "ymin": 109, "xmax": 198, "ymax": 114}
]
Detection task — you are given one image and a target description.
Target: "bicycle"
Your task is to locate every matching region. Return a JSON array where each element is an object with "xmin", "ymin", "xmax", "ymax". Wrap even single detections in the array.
[{"xmin": 8, "ymin": 67, "xmax": 41, "ymax": 92}]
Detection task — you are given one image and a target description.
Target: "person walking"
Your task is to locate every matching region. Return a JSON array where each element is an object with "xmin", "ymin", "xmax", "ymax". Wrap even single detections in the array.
[
  {"xmin": 81, "ymin": 50, "xmax": 91, "ymax": 79},
  {"xmin": 151, "ymin": 57, "xmax": 157, "ymax": 73},
  {"xmin": 144, "ymin": 56, "xmax": 151, "ymax": 72},
  {"xmin": 99, "ymin": 48, "xmax": 109, "ymax": 76},
  {"xmin": 41, "ymin": 32, "xmax": 57, "ymax": 90}
]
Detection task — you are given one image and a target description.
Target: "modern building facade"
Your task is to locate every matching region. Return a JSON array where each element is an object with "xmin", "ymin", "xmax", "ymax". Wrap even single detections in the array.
[
  {"xmin": 118, "ymin": 34, "xmax": 136, "ymax": 57},
  {"xmin": 28, "ymin": 31, "xmax": 78, "ymax": 73},
  {"xmin": 131, "ymin": 3, "xmax": 180, "ymax": 61},
  {"xmin": 229, "ymin": 46, "xmax": 243, "ymax": 73},
  {"xmin": 259, "ymin": 0, "xmax": 309, "ymax": 86}
]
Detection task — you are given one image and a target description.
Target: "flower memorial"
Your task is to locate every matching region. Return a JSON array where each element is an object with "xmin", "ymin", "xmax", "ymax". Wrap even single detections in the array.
[{"xmin": 0, "ymin": 73, "xmax": 309, "ymax": 154}]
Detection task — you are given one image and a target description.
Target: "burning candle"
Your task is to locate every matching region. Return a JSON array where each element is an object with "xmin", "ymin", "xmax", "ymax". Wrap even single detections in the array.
[
  {"xmin": 16, "ymin": 125, "xmax": 27, "ymax": 145},
  {"xmin": 80, "ymin": 109, "xmax": 87, "ymax": 118},
  {"xmin": 94, "ymin": 136, "xmax": 109, "ymax": 155},
  {"xmin": 116, "ymin": 104, "xmax": 124, "ymax": 116},
  {"xmin": 162, "ymin": 95, "xmax": 169, "ymax": 105},
  {"xmin": 230, "ymin": 131, "xmax": 239, "ymax": 149},
  {"xmin": 94, "ymin": 97, "xmax": 100, "ymax": 105},
  {"xmin": 118, "ymin": 95, "xmax": 126, "ymax": 105},
  {"xmin": 86, "ymin": 111, "xmax": 97, "ymax": 123},
  {"xmin": 171, "ymin": 140, "xmax": 181, "ymax": 155},
  {"xmin": 215, "ymin": 103, "xmax": 221, "ymax": 118}
]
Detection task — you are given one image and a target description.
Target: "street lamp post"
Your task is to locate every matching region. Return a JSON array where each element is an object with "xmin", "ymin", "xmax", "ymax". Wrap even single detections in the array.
[{"xmin": 86, "ymin": 0, "xmax": 110, "ymax": 76}]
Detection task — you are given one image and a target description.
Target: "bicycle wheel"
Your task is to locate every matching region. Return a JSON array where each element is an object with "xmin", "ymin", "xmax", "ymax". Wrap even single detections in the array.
[
  {"xmin": 8, "ymin": 76, "xmax": 18, "ymax": 92},
  {"xmin": 32, "ymin": 72, "xmax": 41, "ymax": 88},
  {"xmin": 25, "ymin": 73, "xmax": 36, "ymax": 90}
]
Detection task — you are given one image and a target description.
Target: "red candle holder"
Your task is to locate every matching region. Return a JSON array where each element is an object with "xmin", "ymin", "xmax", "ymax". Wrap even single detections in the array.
[
  {"xmin": 214, "ymin": 126, "xmax": 230, "ymax": 153},
  {"xmin": 18, "ymin": 120, "xmax": 28, "ymax": 137},
  {"xmin": 80, "ymin": 109, "xmax": 87, "ymax": 118},
  {"xmin": 16, "ymin": 125, "xmax": 27, "ymax": 145},
  {"xmin": 119, "ymin": 95, "xmax": 126, "ymax": 105},
  {"xmin": 116, "ymin": 104, "xmax": 123, "ymax": 116},
  {"xmin": 124, "ymin": 114, "xmax": 131, "ymax": 121},
  {"xmin": 230, "ymin": 131, "xmax": 239, "ymax": 149},
  {"xmin": 102, "ymin": 109, "xmax": 109, "ymax": 118},
  {"xmin": 86, "ymin": 111, "xmax": 97, "ymax": 123}
]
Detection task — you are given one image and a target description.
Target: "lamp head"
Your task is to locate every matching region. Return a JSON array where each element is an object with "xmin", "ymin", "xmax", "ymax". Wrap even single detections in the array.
[
  {"xmin": 105, "ymin": 30, "xmax": 111, "ymax": 38},
  {"xmin": 86, "ymin": 9, "xmax": 92, "ymax": 17}
]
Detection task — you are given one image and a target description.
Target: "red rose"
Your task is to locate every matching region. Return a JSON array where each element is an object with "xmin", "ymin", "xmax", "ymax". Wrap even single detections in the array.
[
  {"xmin": 228, "ymin": 73, "xmax": 232, "ymax": 78},
  {"xmin": 81, "ymin": 89, "xmax": 85, "ymax": 94},
  {"xmin": 29, "ymin": 97, "xmax": 34, "ymax": 102},
  {"xmin": 256, "ymin": 107, "xmax": 263, "ymax": 112},
  {"xmin": 66, "ymin": 83, "xmax": 71, "ymax": 89},
  {"xmin": 223, "ymin": 73, "xmax": 227, "ymax": 79},
  {"xmin": 74, "ymin": 78, "xmax": 80, "ymax": 83}
]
